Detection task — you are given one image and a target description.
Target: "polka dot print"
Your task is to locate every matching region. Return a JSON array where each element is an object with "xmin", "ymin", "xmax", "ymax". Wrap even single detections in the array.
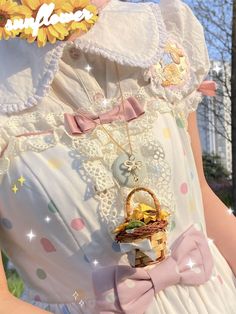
[
  {"xmin": 180, "ymin": 182, "xmax": 188, "ymax": 194},
  {"xmin": 105, "ymin": 291, "xmax": 116, "ymax": 303},
  {"xmin": 70, "ymin": 218, "xmax": 85, "ymax": 231},
  {"xmin": 125, "ymin": 279, "xmax": 136, "ymax": 288},
  {"xmin": 47, "ymin": 158, "xmax": 63, "ymax": 169},
  {"xmin": 34, "ymin": 295, "xmax": 42, "ymax": 302},
  {"xmin": 0, "ymin": 218, "xmax": 13, "ymax": 229},
  {"xmin": 48, "ymin": 200, "xmax": 59, "ymax": 213},
  {"xmin": 189, "ymin": 198, "xmax": 196, "ymax": 212},
  {"xmin": 176, "ymin": 117, "xmax": 185, "ymax": 128},
  {"xmin": 40, "ymin": 238, "xmax": 56, "ymax": 253},
  {"xmin": 163, "ymin": 128, "xmax": 171, "ymax": 139},
  {"xmin": 36, "ymin": 268, "xmax": 47, "ymax": 280}
]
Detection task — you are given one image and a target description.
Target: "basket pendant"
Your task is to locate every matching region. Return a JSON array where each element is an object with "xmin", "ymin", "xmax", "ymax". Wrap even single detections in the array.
[{"xmin": 113, "ymin": 186, "xmax": 170, "ymax": 268}]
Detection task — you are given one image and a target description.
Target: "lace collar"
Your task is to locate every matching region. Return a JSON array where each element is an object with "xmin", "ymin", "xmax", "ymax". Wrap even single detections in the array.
[{"xmin": 0, "ymin": 0, "xmax": 167, "ymax": 115}]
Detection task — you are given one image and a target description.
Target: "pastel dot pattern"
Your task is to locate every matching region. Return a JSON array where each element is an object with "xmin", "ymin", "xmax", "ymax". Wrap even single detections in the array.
[
  {"xmin": 47, "ymin": 158, "xmax": 64, "ymax": 169},
  {"xmin": 36, "ymin": 268, "xmax": 47, "ymax": 280},
  {"xmin": 0, "ymin": 51, "xmax": 235, "ymax": 314},
  {"xmin": 1, "ymin": 218, "xmax": 13, "ymax": 229},
  {"xmin": 176, "ymin": 117, "xmax": 185, "ymax": 128},
  {"xmin": 125, "ymin": 279, "xmax": 136, "ymax": 288},
  {"xmin": 180, "ymin": 182, "xmax": 188, "ymax": 194},
  {"xmin": 48, "ymin": 200, "xmax": 59, "ymax": 213},
  {"xmin": 163, "ymin": 128, "xmax": 171, "ymax": 139},
  {"xmin": 40, "ymin": 238, "xmax": 56, "ymax": 253},
  {"xmin": 34, "ymin": 295, "xmax": 42, "ymax": 302},
  {"xmin": 70, "ymin": 218, "xmax": 85, "ymax": 231},
  {"xmin": 105, "ymin": 291, "xmax": 116, "ymax": 303}
]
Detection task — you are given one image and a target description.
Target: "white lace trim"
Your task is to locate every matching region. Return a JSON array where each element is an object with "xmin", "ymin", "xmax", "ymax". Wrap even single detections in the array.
[{"xmin": 0, "ymin": 97, "xmax": 179, "ymax": 238}]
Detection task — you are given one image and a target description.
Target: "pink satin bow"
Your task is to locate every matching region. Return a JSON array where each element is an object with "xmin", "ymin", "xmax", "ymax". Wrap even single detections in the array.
[
  {"xmin": 92, "ymin": 224, "xmax": 214, "ymax": 314},
  {"xmin": 197, "ymin": 80, "xmax": 217, "ymax": 96},
  {"xmin": 64, "ymin": 96, "xmax": 145, "ymax": 135}
]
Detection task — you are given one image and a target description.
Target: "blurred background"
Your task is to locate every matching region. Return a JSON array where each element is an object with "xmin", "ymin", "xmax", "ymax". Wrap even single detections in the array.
[{"xmin": 1, "ymin": 0, "xmax": 236, "ymax": 299}]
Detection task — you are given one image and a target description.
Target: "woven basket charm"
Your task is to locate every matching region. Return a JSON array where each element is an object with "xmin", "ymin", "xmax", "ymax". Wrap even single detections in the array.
[{"xmin": 112, "ymin": 187, "xmax": 170, "ymax": 267}]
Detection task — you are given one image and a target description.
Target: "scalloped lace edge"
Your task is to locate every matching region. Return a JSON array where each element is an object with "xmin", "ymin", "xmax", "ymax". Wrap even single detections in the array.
[
  {"xmin": 74, "ymin": 3, "xmax": 168, "ymax": 69},
  {"xmin": 0, "ymin": 3, "xmax": 168, "ymax": 115}
]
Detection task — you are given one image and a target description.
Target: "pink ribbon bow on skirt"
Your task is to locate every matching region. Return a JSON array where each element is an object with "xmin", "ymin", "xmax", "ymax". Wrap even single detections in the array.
[{"xmin": 91, "ymin": 224, "xmax": 214, "ymax": 314}]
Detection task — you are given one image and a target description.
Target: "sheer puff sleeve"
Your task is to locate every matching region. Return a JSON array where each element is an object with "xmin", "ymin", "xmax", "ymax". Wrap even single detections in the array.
[{"xmin": 146, "ymin": 0, "xmax": 211, "ymax": 122}]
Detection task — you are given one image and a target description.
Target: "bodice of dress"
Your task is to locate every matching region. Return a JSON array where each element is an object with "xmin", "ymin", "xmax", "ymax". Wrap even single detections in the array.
[{"xmin": 0, "ymin": 0, "xmax": 213, "ymax": 312}]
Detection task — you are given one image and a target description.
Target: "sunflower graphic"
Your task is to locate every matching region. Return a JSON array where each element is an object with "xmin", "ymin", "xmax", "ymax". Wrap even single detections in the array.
[
  {"xmin": 19, "ymin": 0, "xmax": 98, "ymax": 47},
  {"xmin": 18, "ymin": 0, "xmax": 71, "ymax": 47},
  {"xmin": 63, "ymin": 0, "xmax": 98, "ymax": 39},
  {"xmin": 0, "ymin": 0, "xmax": 27, "ymax": 40}
]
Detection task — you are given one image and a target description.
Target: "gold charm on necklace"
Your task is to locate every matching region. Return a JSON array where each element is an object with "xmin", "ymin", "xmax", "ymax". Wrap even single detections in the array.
[
  {"xmin": 123, "ymin": 154, "xmax": 143, "ymax": 183},
  {"xmin": 111, "ymin": 152, "xmax": 146, "ymax": 188}
]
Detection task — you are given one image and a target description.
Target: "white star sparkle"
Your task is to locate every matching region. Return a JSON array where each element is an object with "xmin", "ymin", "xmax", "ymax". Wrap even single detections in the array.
[
  {"xmin": 227, "ymin": 207, "xmax": 234, "ymax": 215},
  {"xmin": 44, "ymin": 216, "xmax": 51, "ymax": 223},
  {"xmin": 26, "ymin": 230, "xmax": 36, "ymax": 241},
  {"xmin": 93, "ymin": 259, "xmax": 99, "ymax": 266},
  {"xmin": 85, "ymin": 64, "xmax": 92, "ymax": 72},
  {"xmin": 212, "ymin": 63, "xmax": 222, "ymax": 75},
  {"xmin": 102, "ymin": 99, "xmax": 109, "ymax": 106},
  {"xmin": 186, "ymin": 258, "xmax": 196, "ymax": 269}
]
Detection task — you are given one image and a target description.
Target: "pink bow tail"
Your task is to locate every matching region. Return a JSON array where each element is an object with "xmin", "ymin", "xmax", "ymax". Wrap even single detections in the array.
[
  {"xmin": 197, "ymin": 80, "xmax": 217, "ymax": 96},
  {"xmin": 92, "ymin": 224, "xmax": 214, "ymax": 314}
]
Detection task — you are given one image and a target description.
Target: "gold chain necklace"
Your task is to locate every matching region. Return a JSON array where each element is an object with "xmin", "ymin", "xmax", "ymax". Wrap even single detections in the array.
[{"xmin": 49, "ymin": 58, "xmax": 145, "ymax": 187}]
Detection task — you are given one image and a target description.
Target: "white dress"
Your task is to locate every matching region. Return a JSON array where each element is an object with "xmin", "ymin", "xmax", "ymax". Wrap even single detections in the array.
[{"xmin": 0, "ymin": 0, "xmax": 235, "ymax": 313}]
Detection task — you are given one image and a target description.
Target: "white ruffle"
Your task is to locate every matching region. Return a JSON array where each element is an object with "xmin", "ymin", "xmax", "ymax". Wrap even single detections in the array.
[
  {"xmin": 0, "ymin": 39, "xmax": 66, "ymax": 115},
  {"xmin": 0, "ymin": 0, "xmax": 168, "ymax": 115}
]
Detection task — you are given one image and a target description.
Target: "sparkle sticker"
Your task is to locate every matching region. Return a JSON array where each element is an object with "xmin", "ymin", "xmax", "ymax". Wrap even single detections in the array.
[
  {"xmin": 11, "ymin": 184, "xmax": 18, "ymax": 194},
  {"xmin": 26, "ymin": 229, "xmax": 36, "ymax": 241},
  {"xmin": 11, "ymin": 176, "xmax": 26, "ymax": 194}
]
